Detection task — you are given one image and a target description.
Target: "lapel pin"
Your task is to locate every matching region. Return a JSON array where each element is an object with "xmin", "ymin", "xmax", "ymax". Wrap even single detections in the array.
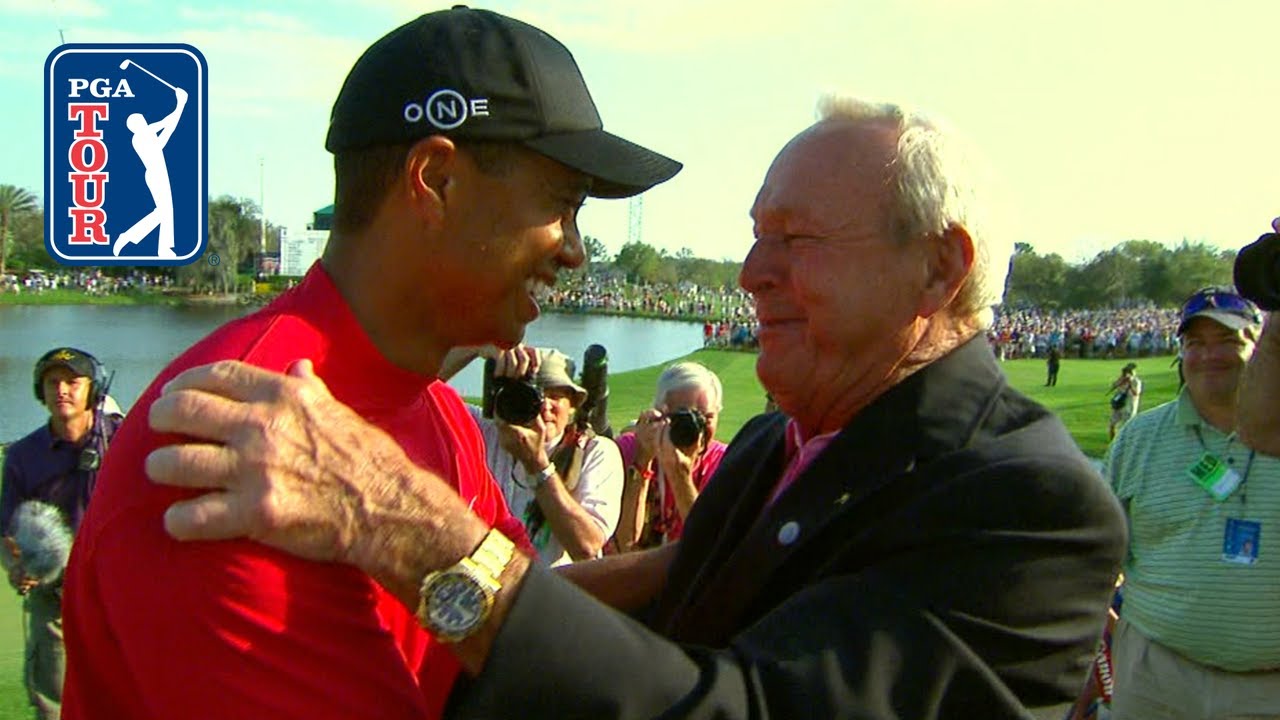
[{"xmin": 777, "ymin": 521, "xmax": 800, "ymax": 546}]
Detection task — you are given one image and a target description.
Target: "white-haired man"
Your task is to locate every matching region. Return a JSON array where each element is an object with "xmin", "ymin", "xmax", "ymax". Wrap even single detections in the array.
[
  {"xmin": 613, "ymin": 361, "xmax": 728, "ymax": 551},
  {"xmin": 140, "ymin": 95, "xmax": 1126, "ymax": 718}
]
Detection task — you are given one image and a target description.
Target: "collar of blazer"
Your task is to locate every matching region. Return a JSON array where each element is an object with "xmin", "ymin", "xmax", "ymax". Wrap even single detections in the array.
[{"xmin": 657, "ymin": 336, "xmax": 1010, "ymax": 644}]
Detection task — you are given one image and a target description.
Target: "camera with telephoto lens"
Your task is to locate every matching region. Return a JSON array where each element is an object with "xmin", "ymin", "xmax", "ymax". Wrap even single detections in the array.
[
  {"xmin": 492, "ymin": 377, "xmax": 544, "ymax": 426},
  {"xmin": 1235, "ymin": 232, "xmax": 1280, "ymax": 311},
  {"xmin": 579, "ymin": 344, "xmax": 612, "ymax": 437},
  {"xmin": 667, "ymin": 408, "xmax": 707, "ymax": 450}
]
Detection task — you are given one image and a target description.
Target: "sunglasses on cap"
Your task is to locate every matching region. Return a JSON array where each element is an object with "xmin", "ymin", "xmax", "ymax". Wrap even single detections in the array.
[{"xmin": 1179, "ymin": 287, "xmax": 1262, "ymax": 326}]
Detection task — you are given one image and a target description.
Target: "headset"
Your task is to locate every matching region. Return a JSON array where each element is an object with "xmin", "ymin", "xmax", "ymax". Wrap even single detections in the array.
[{"xmin": 33, "ymin": 347, "xmax": 109, "ymax": 408}]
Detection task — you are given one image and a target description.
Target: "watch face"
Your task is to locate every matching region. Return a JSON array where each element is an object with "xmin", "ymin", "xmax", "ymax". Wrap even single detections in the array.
[{"xmin": 425, "ymin": 572, "xmax": 492, "ymax": 639}]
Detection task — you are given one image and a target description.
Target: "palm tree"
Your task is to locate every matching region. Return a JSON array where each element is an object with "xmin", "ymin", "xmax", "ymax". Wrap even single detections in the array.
[{"xmin": 0, "ymin": 185, "xmax": 38, "ymax": 279}]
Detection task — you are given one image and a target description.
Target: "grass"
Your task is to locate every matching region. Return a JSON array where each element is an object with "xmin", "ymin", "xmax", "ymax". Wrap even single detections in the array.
[
  {"xmin": 0, "ymin": 350, "xmax": 1177, "ymax": 715},
  {"xmin": 598, "ymin": 349, "xmax": 1180, "ymax": 460},
  {"xmin": 0, "ymin": 588, "xmax": 26, "ymax": 720}
]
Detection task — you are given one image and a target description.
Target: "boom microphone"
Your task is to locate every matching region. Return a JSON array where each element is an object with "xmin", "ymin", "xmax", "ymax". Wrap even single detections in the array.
[{"xmin": 2, "ymin": 501, "xmax": 73, "ymax": 588}]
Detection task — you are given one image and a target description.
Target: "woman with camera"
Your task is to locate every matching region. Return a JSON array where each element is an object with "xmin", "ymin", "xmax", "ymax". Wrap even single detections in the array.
[{"xmin": 612, "ymin": 362, "xmax": 728, "ymax": 552}]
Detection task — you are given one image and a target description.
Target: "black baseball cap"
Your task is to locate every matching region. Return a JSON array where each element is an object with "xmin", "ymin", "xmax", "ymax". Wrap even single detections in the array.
[
  {"xmin": 35, "ymin": 347, "xmax": 97, "ymax": 382},
  {"xmin": 325, "ymin": 6, "xmax": 682, "ymax": 198}
]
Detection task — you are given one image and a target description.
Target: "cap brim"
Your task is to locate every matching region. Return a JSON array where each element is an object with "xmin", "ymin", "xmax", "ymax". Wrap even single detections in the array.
[
  {"xmin": 549, "ymin": 382, "xmax": 588, "ymax": 406},
  {"xmin": 523, "ymin": 130, "xmax": 682, "ymax": 199},
  {"xmin": 1177, "ymin": 310, "xmax": 1257, "ymax": 335},
  {"xmin": 38, "ymin": 360, "xmax": 90, "ymax": 377}
]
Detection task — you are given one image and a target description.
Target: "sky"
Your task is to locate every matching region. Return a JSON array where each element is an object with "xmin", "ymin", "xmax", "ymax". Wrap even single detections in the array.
[{"xmin": 2, "ymin": 0, "xmax": 1278, "ymax": 266}]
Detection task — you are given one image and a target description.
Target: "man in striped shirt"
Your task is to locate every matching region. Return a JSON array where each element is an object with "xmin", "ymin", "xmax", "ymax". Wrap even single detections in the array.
[{"xmin": 1106, "ymin": 286, "xmax": 1280, "ymax": 719}]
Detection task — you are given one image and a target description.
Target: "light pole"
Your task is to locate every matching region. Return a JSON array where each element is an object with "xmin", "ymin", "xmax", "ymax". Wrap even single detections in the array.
[{"xmin": 259, "ymin": 156, "xmax": 266, "ymax": 254}]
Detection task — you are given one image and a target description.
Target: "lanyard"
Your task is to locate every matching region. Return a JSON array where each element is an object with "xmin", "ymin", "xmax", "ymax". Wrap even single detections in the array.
[{"xmin": 1193, "ymin": 426, "xmax": 1256, "ymax": 511}]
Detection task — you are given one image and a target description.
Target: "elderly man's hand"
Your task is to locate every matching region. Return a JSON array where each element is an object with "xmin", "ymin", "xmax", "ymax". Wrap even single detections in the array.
[{"xmin": 145, "ymin": 359, "xmax": 484, "ymax": 587}]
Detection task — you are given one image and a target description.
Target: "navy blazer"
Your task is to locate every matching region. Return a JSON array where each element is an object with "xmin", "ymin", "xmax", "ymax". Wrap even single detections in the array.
[{"xmin": 449, "ymin": 337, "xmax": 1127, "ymax": 720}]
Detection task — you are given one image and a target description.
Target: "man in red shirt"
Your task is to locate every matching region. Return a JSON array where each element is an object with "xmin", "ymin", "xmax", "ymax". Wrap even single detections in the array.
[{"xmin": 60, "ymin": 7, "xmax": 679, "ymax": 719}]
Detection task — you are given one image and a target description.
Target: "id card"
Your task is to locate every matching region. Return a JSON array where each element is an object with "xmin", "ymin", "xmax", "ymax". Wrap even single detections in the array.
[
  {"xmin": 1186, "ymin": 453, "xmax": 1243, "ymax": 502},
  {"xmin": 1222, "ymin": 518, "xmax": 1260, "ymax": 565}
]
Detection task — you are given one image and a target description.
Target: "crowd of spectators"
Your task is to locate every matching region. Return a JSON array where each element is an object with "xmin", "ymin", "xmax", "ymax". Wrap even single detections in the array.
[
  {"xmin": 545, "ymin": 276, "xmax": 754, "ymax": 322},
  {"xmin": 989, "ymin": 306, "xmax": 1182, "ymax": 360},
  {"xmin": 546, "ymin": 275, "xmax": 759, "ymax": 349},
  {"xmin": 1, "ymin": 270, "xmax": 173, "ymax": 295}
]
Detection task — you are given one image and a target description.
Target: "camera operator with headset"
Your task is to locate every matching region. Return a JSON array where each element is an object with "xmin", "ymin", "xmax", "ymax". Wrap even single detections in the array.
[
  {"xmin": 1237, "ymin": 217, "xmax": 1280, "ymax": 456},
  {"xmin": 613, "ymin": 361, "xmax": 727, "ymax": 552},
  {"xmin": 1, "ymin": 347, "xmax": 122, "ymax": 720},
  {"xmin": 456, "ymin": 345, "xmax": 624, "ymax": 567}
]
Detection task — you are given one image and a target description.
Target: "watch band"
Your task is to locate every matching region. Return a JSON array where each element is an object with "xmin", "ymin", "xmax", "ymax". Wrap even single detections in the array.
[
  {"xmin": 466, "ymin": 527, "xmax": 516, "ymax": 581},
  {"xmin": 416, "ymin": 528, "xmax": 517, "ymax": 642},
  {"xmin": 531, "ymin": 463, "xmax": 557, "ymax": 490}
]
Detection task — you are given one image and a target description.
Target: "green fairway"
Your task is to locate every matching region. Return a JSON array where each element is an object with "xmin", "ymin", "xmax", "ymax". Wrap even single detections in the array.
[
  {"xmin": 0, "ymin": 588, "xmax": 27, "ymax": 720},
  {"xmin": 603, "ymin": 348, "xmax": 1181, "ymax": 461},
  {"xmin": 997, "ymin": 354, "xmax": 1181, "ymax": 459},
  {"xmin": 0, "ymin": 348, "xmax": 1178, "ymax": 715}
]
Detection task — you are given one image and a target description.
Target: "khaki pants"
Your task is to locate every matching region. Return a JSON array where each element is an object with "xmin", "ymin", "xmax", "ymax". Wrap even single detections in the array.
[
  {"xmin": 23, "ymin": 586, "xmax": 63, "ymax": 720},
  {"xmin": 1112, "ymin": 618, "xmax": 1280, "ymax": 720}
]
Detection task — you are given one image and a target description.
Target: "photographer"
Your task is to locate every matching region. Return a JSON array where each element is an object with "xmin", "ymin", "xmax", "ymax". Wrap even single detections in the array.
[
  {"xmin": 1, "ymin": 348, "xmax": 122, "ymax": 720},
  {"xmin": 1107, "ymin": 362, "xmax": 1142, "ymax": 442},
  {"xmin": 1237, "ymin": 217, "xmax": 1280, "ymax": 455},
  {"xmin": 465, "ymin": 345, "xmax": 624, "ymax": 566},
  {"xmin": 613, "ymin": 361, "xmax": 727, "ymax": 551}
]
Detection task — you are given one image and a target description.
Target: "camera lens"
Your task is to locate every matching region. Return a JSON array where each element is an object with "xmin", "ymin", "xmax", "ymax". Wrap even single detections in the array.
[
  {"xmin": 667, "ymin": 409, "xmax": 705, "ymax": 449},
  {"xmin": 1234, "ymin": 233, "xmax": 1280, "ymax": 311},
  {"xmin": 493, "ymin": 378, "xmax": 544, "ymax": 426}
]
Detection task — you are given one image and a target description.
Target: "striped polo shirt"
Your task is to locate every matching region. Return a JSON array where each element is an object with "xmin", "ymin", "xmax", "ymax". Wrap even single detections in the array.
[{"xmin": 1106, "ymin": 389, "xmax": 1280, "ymax": 671}]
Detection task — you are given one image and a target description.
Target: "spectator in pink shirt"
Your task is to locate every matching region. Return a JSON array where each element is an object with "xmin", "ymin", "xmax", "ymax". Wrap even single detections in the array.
[{"xmin": 612, "ymin": 362, "xmax": 727, "ymax": 551}]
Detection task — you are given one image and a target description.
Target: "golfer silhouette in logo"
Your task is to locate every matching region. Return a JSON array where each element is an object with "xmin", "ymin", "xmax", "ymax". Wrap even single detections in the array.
[{"xmin": 113, "ymin": 74, "xmax": 187, "ymax": 259}]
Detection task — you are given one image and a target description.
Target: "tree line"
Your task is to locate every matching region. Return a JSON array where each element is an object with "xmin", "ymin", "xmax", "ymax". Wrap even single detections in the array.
[
  {"xmin": 0, "ymin": 184, "xmax": 281, "ymax": 294},
  {"xmin": 1, "ymin": 182, "xmax": 1237, "ymax": 306},
  {"xmin": 1004, "ymin": 239, "xmax": 1235, "ymax": 309}
]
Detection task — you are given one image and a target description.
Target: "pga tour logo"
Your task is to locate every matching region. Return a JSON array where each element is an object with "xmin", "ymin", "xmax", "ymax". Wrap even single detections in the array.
[{"xmin": 45, "ymin": 44, "xmax": 207, "ymax": 266}]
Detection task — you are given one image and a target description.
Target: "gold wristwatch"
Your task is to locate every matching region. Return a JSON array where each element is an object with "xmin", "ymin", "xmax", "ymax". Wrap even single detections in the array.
[{"xmin": 417, "ymin": 528, "xmax": 515, "ymax": 643}]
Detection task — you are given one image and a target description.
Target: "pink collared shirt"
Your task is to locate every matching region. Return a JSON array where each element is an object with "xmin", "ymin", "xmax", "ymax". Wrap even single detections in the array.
[{"xmin": 767, "ymin": 419, "xmax": 839, "ymax": 506}]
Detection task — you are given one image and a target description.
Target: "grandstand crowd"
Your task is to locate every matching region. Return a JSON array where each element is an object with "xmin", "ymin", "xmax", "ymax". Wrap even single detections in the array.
[{"xmin": 989, "ymin": 306, "xmax": 1182, "ymax": 359}]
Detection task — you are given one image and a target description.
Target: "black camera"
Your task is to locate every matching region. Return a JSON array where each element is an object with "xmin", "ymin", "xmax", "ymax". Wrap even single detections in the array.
[
  {"xmin": 1235, "ymin": 233, "xmax": 1280, "ymax": 311},
  {"xmin": 77, "ymin": 447, "xmax": 101, "ymax": 472},
  {"xmin": 667, "ymin": 408, "xmax": 706, "ymax": 449},
  {"xmin": 492, "ymin": 377, "xmax": 544, "ymax": 426}
]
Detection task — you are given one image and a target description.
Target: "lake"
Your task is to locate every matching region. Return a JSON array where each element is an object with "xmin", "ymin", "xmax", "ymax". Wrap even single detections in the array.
[{"xmin": 0, "ymin": 304, "xmax": 703, "ymax": 442}]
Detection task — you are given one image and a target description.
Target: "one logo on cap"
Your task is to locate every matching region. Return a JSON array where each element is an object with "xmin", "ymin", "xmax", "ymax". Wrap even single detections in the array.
[
  {"xmin": 403, "ymin": 89, "xmax": 490, "ymax": 131},
  {"xmin": 45, "ymin": 44, "xmax": 208, "ymax": 266},
  {"xmin": 51, "ymin": 350, "xmax": 75, "ymax": 362}
]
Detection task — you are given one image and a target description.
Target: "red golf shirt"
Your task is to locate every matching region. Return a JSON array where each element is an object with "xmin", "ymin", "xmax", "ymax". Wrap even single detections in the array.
[{"xmin": 62, "ymin": 263, "xmax": 530, "ymax": 720}]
